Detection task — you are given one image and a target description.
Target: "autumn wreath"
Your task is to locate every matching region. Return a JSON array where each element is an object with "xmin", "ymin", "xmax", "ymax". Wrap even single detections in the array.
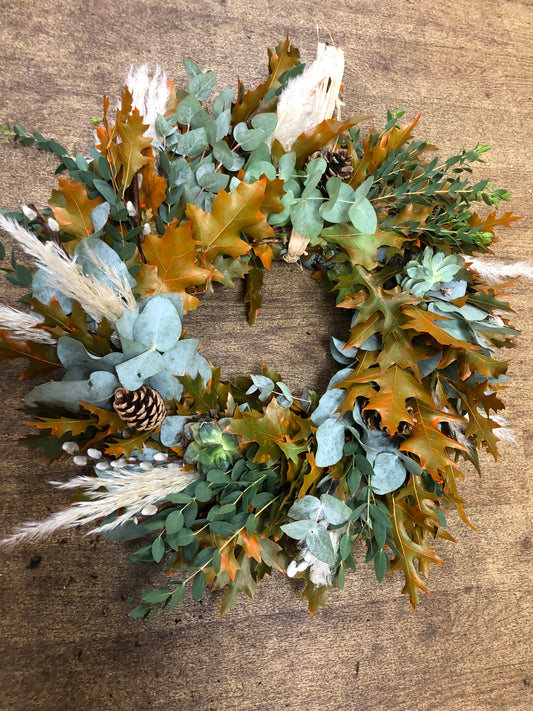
[{"xmin": 0, "ymin": 39, "xmax": 525, "ymax": 618}]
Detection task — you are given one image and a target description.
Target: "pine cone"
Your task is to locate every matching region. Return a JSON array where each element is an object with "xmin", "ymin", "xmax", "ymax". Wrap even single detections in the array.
[
  {"xmin": 113, "ymin": 386, "xmax": 166, "ymax": 431},
  {"xmin": 311, "ymin": 147, "xmax": 353, "ymax": 191}
]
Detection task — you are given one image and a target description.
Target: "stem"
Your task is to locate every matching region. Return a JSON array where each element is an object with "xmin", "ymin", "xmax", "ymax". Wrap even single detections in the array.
[{"xmin": 27, "ymin": 203, "xmax": 69, "ymax": 256}]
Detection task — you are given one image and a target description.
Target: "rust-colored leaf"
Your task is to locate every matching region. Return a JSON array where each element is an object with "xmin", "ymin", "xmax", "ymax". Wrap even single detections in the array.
[
  {"xmin": 292, "ymin": 116, "xmax": 372, "ymax": 169},
  {"xmin": 49, "ymin": 179, "xmax": 103, "ymax": 241},
  {"xmin": 388, "ymin": 475, "xmax": 445, "ymax": 609},
  {"xmin": 244, "ymin": 266, "xmax": 264, "ymax": 325},
  {"xmin": 0, "ymin": 329, "xmax": 60, "ymax": 379},
  {"xmin": 142, "ymin": 220, "xmax": 216, "ymax": 312},
  {"xmin": 186, "ymin": 180, "xmax": 267, "ymax": 262},
  {"xmin": 232, "ymin": 37, "xmax": 300, "ymax": 123}
]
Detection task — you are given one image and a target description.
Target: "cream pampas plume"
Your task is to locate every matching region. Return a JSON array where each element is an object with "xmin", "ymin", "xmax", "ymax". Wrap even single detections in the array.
[
  {"xmin": 0, "ymin": 305, "xmax": 56, "ymax": 344},
  {"xmin": 125, "ymin": 65, "xmax": 171, "ymax": 141},
  {"xmin": 467, "ymin": 257, "xmax": 533, "ymax": 285},
  {"xmin": 1, "ymin": 462, "xmax": 200, "ymax": 545},
  {"xmin": 270, "ymin": 42, "xmax": 345, "ymax": 152},
  {"xmin": 0, "ymin": 215, "xmax": 137, "ymax": 324}
]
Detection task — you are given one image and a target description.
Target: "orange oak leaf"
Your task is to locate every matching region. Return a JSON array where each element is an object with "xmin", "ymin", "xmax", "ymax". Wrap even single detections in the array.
[
  {"xmin": 228, "ymin": 398, "xmax": 311, "ymax": 464},
  {"xmin": 244, "ymin": 267, "xmax": 264, "ymax": 325},
  {"xmin": 232, "ymin": 37, "xmax": 300, "ymax": 123},
  {"xmin": 49, "ymin": 179, "xmax": 103, "ymax": 241},
  {"xmin": 115, "ymin": 88, "xmax": 153, "ymax": 190},
  {"xmin": 399, "ymin": 400, "xmax": 467, "ymax": 480},
  {"xmin": 349, "ymin": 115, "xmax": 422, "ymax": 188},
  {"xmin": 139, "ymin": 159, "xmax": 167, "ymax": 215},
  {"xmin": 0, "ymin": 329, "xmax": 60, "ymax": 379},
  {"xmin": 290, "ymin": 116, "xmax": 372, "ymax": 169},
  {"xmin": 186, "ymin": 180, "xmax": 267, "ymax": 262},
  {"xmin": 387, "ymin": 475, "xmax": 444, "ymax": 610},
  {"xmin": 237, "ymin": 531, "xmax": 262, "ymax": 563},
  {"xmin": 23, "ymin": 415, "xmax": 98, "ymax": 438},
  {"xmin": 142, "ymin": 220, "xmax": 216, "ymax": 312}
]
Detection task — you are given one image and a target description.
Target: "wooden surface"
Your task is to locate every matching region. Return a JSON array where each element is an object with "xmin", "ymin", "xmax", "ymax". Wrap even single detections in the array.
[{"xmin": 1, "ymin": 2, "xmax": 532, "ymax": 709}]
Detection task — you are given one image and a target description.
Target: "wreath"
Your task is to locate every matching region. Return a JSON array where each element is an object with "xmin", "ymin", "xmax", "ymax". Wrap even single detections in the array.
[{"xmin": 0, "ymin": 39, "xmax": 524, "ymax": 618}]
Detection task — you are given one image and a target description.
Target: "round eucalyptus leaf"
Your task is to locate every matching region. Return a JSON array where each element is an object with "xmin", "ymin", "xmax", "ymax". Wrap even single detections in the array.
[
  {"xmin": 315, "ymin": 417, "xmax": 346, "ymax": 467},
  {"xmin": 280, "ymin": 519, "xmax": 316, "ymax": 540},
  {"xmin": 349, "ymin": 197, "xmax": 378, "ymax": 234},
  {"xmin": 132, "ymin": 296, "xmax": 182, "ymax": 352},
  {"xmin": 371, "ymin": 452, "xmax": 407, "ymax": 495},
  {"xmin": 291, "ymin": 189, "xmax": 324, "ymax": 238},
  {"xmin": 115, "ymin": 349, "xmax": 165, "ymax": 390},
  {"xmin": 305, "ymin": 525, "xmax": 336, "ymax": 565}
]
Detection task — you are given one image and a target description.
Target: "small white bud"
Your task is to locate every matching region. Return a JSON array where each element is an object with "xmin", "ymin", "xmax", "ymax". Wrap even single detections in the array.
[
  {"xmin": 153, "ymin": 452, "xmax": 168, "ymax": 462},
  {"xmin": 87, "ymin": 448, "xmax": 102, "ymax": 460},
  {"xmin": 126, "ymin": 201, "xmax": 136, "ymax": 217},
  {"xmin": 62, "ymin": 441, "xmax": 79, "ymax": 454},
  {"xmin": 95, "ymin": 461, "xmax": 110, "ymax": 471},
  {"xmin": 73, "ymin": 455, "xmax": 88, "ymax": 466},
  {"xmin": 286, "ymin": 561, "xmax": 299, "ymax": 578},
  {"xmin": 47, "ymin": 217, "xmax": 60, "ymax": 232},
  {"xmin": 21, "ymin": 205, "xmax": 38, "ymax": 220},
  {"xmin": 142, "ymin": 223, "xmax": 151, "ymax": 236},
  {"xmin": 140, "ymin": 504, "xmax": 158, "ymax": 516},
  {"xmin": 111, "ymin": 458, "xmax": 126, "ymax": 468},
  {"xmin": 140, "ymin": 461, "xmax": 153, "ymax": 471}
]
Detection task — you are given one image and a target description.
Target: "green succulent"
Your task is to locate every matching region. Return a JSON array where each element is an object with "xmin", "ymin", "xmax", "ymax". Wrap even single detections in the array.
[
  {"xmin": 401, "ymin": 246, "xmax": 462, "ymax": 296},
  {"xmin": 184, "ymin": 421, "xmax": 240, "ymax": 473}
]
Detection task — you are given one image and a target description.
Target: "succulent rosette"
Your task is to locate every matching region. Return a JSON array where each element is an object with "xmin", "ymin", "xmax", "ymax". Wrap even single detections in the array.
[{"xmin": 0, "ymin": 39, "xmax": 525, "ymax": 619}]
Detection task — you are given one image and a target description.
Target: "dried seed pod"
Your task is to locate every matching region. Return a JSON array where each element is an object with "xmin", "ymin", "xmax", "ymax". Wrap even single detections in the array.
[{"xmin": 113, "ymin": 385, "xmax": 166, "ymax": 431}]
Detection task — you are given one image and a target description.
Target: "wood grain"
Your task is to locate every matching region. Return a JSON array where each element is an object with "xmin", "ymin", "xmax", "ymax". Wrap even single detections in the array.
[{"xmin": 0, "ymin": 2, "xmax": 532, "ymax": 710}]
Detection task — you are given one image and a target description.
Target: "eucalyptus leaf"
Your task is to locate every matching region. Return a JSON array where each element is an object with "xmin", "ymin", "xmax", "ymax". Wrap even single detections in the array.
[
  {"xmin": 213, "ymin": 88, "xmax": 235, "ymax": 117},
  {"xmin": 160, "ymin": 415, "xmax": 188, "ymax": 446},
  {"xmin": 183, "ymin": 57, "xmax": 203, "ymax": 78},
  {"xmin": 281, "ymin": 519, "xmax": 317, "ymax": 540},
  {"xmin": 233, "ymin": 123, "xmax": 264, "ymax": 151},
  {"xmin": 278, "ymin": 151, "xmax": 296, "ymax": 181},
  {"xmin": 250, "ymin": 112, "xmax": 278, "ymax": 137},
  {"xmin": 132, "ymin": 296, "xmax": 182, "ymax": 352},
  {"xmin": 189, "ymin": 71, "xmax": 217, "ymax": 101},
  {"xmin": 25, "ymin": 370, "xmax": 119, "ymax": 410},
  {"xmin": 349, "ymin": 198, "xmax": 378, "ymax": 234},
  {"xmin": 246, "ymin": 161, "xmax": 277, "ymax": 182},
  {"xmin": 320, "ymin": 494, "xmax": 352, "ymax": 525},
  {"xmin": 163, "ymin": 339, "xmax": 212, "ymax": 382},
  {"xmin": 74, "ymin": 237, "xmax": 136, "ymax": 290},
  {"xmin": 31, "ymin": 268, "xmax": 73, "ymax": 313},
  {"xmin": 115, "ymin": 349, "xmax": 165, "ymax": 390},
  {"xmin": 176, "ymin": 127, "xmax": 208, "ymax": 157},
  {"xmin": 371, "ymin": 452, "xmax": 407, "ymax": 495},
  {"xmin": 305, "ymin": 525, "xmax": 336, "ymax": 565},
  {"xmin": 291, "ymin": 189, "xmax": 324, "ymax": 238},
  {"xmin": 310, "ymin": 388, "xmax": 346, "ymax": 426},
  {"xmin": 198, "ymin": 171, "xmax": 230, "ymax": 193},
  {"xmin": 315, "ymin": 417, "xmax": 346, "ymax": 467},
  {"xmin": 302, "ymin": 157, "xmax": 327, "ymax": 196},
  {"xmin": 213, "ymin": 140, "xmax": 245, "ymax": 171},
  {"xmin": 190, "ymin": 109, "xmax": 217, "ymax": 145},
  {"xmin": 330, "ymin": 337, "xmax": 358, "ymax": 365},
  {"xmin": 287, "ymin": 495, "xmax": 322, "ymax": 521},
  {"xmin": 168, "ymin": 157, "xmax": 193, "ymax": 187},
  {"xmin": 91, "ymin": 201, "xmax": 110, "ymax": 232},
  {"xmin": 215, "ymin": 109, "xmax": 232, "ymax": 141},
  {"xmin": 176, "ymin": 94, "xmax": 202, "ymax": 124},
  {"xmin": 320, "ymin": 178, "xmax": 355, "ymax": 223}
]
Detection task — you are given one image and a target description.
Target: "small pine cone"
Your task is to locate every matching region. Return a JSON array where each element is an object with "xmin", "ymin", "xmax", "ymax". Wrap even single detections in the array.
[
  {"xmin": 311, "ymin": 147, "xmax": 353, "ymax": 191},
  {"xmin": 113, "ymin": 385, "xmax": 166, "ymax": 431}
]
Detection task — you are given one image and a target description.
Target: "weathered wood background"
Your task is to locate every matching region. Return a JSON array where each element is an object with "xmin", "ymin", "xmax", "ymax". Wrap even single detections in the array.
[{"xmin": 0, "ymin": 1, "xmax": 531, "ymax": 709}]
